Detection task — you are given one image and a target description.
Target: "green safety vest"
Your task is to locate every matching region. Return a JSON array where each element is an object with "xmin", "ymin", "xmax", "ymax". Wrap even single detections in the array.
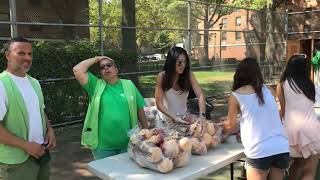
[
  {"xmin": 0, "ymin": 71, "xmax": 46, "ymax": 164},
  {"xmin": 81, "ymin": 79, "xmax": 138, "ymax": 149}
]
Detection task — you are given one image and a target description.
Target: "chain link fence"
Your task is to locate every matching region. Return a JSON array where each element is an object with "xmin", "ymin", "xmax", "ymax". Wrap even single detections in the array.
[{"xmin": 0, "ymin": 0, "xmax": 298, "ymax": 125}]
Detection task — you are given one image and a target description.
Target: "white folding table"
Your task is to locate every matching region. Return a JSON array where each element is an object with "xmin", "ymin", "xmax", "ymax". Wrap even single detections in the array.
[{"xmin": 88, "ymin": 135, "xmax": 245, "ymax": 180}]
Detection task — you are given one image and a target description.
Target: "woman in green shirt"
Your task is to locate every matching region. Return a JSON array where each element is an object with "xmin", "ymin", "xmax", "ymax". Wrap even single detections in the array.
[{"xmin": 73, "ymin": 56, "xmax": 148, "ymax": 159}]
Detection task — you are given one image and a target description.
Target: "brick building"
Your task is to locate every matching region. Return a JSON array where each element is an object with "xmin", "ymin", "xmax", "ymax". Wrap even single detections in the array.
[
  {"xmin": 193, "ymin": 8, "xmax": 268, "ymax": 62},
  {"xmin": 193, "ymin": 0, "xmax": 320, "ymax": 62},
  {"xmin": 285, "ymin": 0, "xmax": 320, "ymax": 60}
]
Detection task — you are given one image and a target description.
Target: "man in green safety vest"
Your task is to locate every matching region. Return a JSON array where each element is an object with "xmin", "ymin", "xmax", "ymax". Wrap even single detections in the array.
[{"xmin": 0, "ymin": 37, "xmax": 56, "ymax": 180}]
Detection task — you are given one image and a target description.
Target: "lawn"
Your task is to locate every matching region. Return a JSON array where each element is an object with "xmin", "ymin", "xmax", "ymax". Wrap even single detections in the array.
[{"xmin": 139, "ymin": 70, "xmax": 235, "ymax": 98}]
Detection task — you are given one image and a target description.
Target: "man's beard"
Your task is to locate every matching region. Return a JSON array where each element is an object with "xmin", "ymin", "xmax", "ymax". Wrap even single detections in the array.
[{"xmin": 9, "ymin": 61, "xmax": 31, "ymax": 73}]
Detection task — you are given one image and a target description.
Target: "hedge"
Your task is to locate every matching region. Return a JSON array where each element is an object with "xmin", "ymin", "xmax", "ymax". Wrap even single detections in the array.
[{"xmin": 0, "ymin": 40, "xmax": 138, "ymax": 124}]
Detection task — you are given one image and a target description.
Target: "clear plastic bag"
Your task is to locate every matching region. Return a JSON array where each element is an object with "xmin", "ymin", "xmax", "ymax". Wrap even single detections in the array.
[
  {"xmin": 190, "ymin": 138, "xmax": 207, "ymax": 155},
  {"xmin": 128, "ymin": 143, "xmax": 174, "ymax": 173},
  {"xmin": 173, "ymin": 151, "xmax": 192, "ymax": 168},
  {"xmin": 128, "ymin": 128, "xmax": 192, "ymax": 173}
]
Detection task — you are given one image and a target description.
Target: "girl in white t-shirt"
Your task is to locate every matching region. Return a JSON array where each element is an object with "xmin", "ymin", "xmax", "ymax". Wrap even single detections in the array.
[{"xmin": 223, "ymin": 57, "xmax": 289, "ymax": 180}]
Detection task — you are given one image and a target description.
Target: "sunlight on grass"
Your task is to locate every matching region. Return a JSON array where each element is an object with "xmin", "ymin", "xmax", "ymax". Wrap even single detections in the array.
[{"xmin": 139, "ymin": 70, "xmax": 235, "ymax": 98}]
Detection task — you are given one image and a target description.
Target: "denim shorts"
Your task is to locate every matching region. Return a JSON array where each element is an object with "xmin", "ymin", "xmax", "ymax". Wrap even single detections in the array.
[{"xmin": 246, "ymin": 153, "xmax": 290, "ymax": 171}]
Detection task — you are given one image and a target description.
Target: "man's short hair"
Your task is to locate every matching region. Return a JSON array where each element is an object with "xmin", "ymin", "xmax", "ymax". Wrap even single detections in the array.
[{"xmin": 2, "ymin": 36, "xmax": 30, "ymax": 52}]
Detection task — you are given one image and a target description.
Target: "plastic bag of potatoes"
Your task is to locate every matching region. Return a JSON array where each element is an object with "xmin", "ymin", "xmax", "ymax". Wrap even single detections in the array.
[
  {"xmin": 128, "ymin": 128, "xmax": 192, "ymax": 173},
  {"xmin": 187, "ymin": 120, "xmax": 224, "ymax": 155}
]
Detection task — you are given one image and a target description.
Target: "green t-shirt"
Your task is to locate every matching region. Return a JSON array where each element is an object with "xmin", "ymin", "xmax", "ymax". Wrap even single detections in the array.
[{"xmin": 83, "ymin": 72, "xmax": 145, "ymax": 150}]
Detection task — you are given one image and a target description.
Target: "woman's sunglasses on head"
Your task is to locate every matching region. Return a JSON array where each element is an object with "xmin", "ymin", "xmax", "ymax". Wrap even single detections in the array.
[{"xmin": 177, "ymin": 61, "xmax": 186, "ymax": 66}]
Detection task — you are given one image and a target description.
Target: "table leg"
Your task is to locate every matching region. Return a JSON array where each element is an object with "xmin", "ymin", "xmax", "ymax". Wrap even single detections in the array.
[{"xmin": 230, "ymin": 163, "xmax": 234, "ymax": 180}]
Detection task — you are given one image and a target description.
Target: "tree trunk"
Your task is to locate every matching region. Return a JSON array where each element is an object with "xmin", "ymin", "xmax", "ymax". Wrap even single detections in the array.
[{"xmin": 122, "ymin": 0, "xmax": 139, "ymax": 87}]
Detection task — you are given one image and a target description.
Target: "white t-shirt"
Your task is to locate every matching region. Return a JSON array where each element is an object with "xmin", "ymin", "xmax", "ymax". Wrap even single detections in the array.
[
  {"xmin": 0, "ymin": 73, "xmax": 44, "ymax": 144},
  {"xmin": 232, "ymin": 85, "xmax": 289, "ymax": 159}
]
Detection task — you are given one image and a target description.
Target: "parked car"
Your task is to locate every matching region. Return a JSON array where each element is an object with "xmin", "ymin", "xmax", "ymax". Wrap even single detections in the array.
[{"xmin": 138, "ymin": 53, "xmax": 164, "ymax": 62}]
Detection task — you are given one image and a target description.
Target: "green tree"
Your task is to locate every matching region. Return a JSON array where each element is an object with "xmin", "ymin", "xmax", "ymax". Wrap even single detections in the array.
[
  {"xmin": 151, "ymin": 31, "xmax": 174, "ymax": 54},
  {"xmin": 89, "ymin": 0, "xmax": 122, "ymax": 49},
  {"xmin": 136, "ymin": 0, "xmax": 186, "ymax": 54}
]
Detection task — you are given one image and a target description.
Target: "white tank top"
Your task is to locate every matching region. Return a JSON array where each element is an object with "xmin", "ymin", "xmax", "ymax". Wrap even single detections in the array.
[
  {"xmin": 160, "ymin": 88, "xmax": 189, "ymax": 120},
  {"xmin": 232, "ymin": 85, "xmax": 289, "ymax": 158}
]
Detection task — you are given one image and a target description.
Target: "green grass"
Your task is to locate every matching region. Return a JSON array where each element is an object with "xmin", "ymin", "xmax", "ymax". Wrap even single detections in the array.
[{"xmin": 139, "ymin": 70, "xmax": 235, "ymax": 98}]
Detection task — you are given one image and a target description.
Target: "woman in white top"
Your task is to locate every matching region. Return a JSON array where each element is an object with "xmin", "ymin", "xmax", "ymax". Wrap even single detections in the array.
[
  {"xmin": 155, "ymin": 47, "xmax": 205, "ymax": 132},
  {"xmin": 277, "ymin": 54, "xmax": 320, "ymax": 180},
  {"xmin": 223, "ymin": 58, "xmax": 289, "ymax": 180}
]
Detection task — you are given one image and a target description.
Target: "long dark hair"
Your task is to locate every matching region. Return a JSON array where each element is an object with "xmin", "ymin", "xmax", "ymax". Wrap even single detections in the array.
[
  {"xmin": 280, "ymin": 54, "xmax": 315, "ymax": 102},
  {"xmin": 233, "ymin": 57, "xmax": 265, "ymax": 105},
  {"xmin": 161, "ymin": 47, "xmax": 191, "ymax": 92}
]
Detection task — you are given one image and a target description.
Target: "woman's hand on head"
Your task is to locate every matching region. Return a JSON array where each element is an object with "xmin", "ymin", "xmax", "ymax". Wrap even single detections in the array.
[{"xmin": 94, "ymin": 56, "xmax": 113, "ymax": 63}]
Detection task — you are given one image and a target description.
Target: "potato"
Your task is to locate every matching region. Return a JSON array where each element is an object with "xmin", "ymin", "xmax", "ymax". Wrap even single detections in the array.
[
  {"xmin": 206, "ymin": 122, "xmax": 216, "ymax": 135},
  {"xmin": 156, "ymin": 158, "xmax": 173, "ymax": 173},
  {"xmin": 148, "ymin": 134, "xmax": 164, "ymax": 146},
  {"xmin": 174, "ymin": 151, "xmax": 190, "ymax": 168},
  {"xmin": 130, "ymin": 134, "xmax": 140, "ymax": 145},
  {"xmin": 178, "ymin": 137, "xmax": 192, "ymax": 152},
  {"xmin": 193, "ymin": 141, "xmax": 207, "ymax": 155},
  {"xmin": 148, "ymin": 146, "xmax": 163, "ymax": 162},
  {"xmin": 139, "ymin": 129, "xmax": 152, "ymax": 140},
  {"xmin": 201, "ymin": 133, "xmax": 213, "ymax": 148},
  {"xmin": 190, "ymin": 137, "xmax": 201, "ymax": 150},
  {"xmin": 189, "ymin": 121, "xmax": 203, "ymax": 137},
  {"xmin": 161, "ymin": 140, "xmax": 179, "ymax": 158}
]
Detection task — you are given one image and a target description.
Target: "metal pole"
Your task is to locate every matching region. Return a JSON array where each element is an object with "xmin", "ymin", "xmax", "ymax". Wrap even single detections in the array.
[
  {"xmin": 284, "ymin": 9, "xmax": 288, "ymax": 61},
  {"xmin": 220, "ymin": 27, "xmax": 222, "ymax": 62},
  {"xmin": 98, "ymin": 0, "xmax": 104, "ymax": 55},
  {"xmin": 230, "ymin": 163, "xmax": 234, "ymax": 180},
  {"xmin": 213, "ymin": 33, "xmax": 216, "ymax": 63},
  {"xmin": 187, "ymin": 1, "xmax": 192, "ymax": 59},
  {"xmin": 9, "ymin": 0, "xmax": 17, "ymax": 37}
]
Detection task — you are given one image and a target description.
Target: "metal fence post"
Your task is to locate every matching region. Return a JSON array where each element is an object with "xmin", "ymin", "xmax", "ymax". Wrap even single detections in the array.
[
  {"xmin": 9, "ymin": 0, "xmax": 17, "ymax": 37},
  {"xmin": 284, "ymin": 9, "xmax": 288, "ymax": 61},
  {"xmin": 187, "ymin": 1, "xmax": 192, "ymax": 60},
  {"xmin": 98, "ymin": 0, "xmax": 104, "ymax": 55}
]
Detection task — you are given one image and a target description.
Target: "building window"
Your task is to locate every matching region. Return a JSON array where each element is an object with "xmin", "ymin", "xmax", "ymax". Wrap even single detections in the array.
[
  {"xmin": 235, "ymin": 17, "xmax": 241, "ymax": 26},
  {"xmin": 235, "ymin": 32, "xmax": 241, "ymax": 40},
  {"xmin": 222, "ymin": 18, "xmax": 228, "ymax": 27},
  {"xmin": 222, "ymin": 32, "xmax": 227, "ymax": 40}
]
